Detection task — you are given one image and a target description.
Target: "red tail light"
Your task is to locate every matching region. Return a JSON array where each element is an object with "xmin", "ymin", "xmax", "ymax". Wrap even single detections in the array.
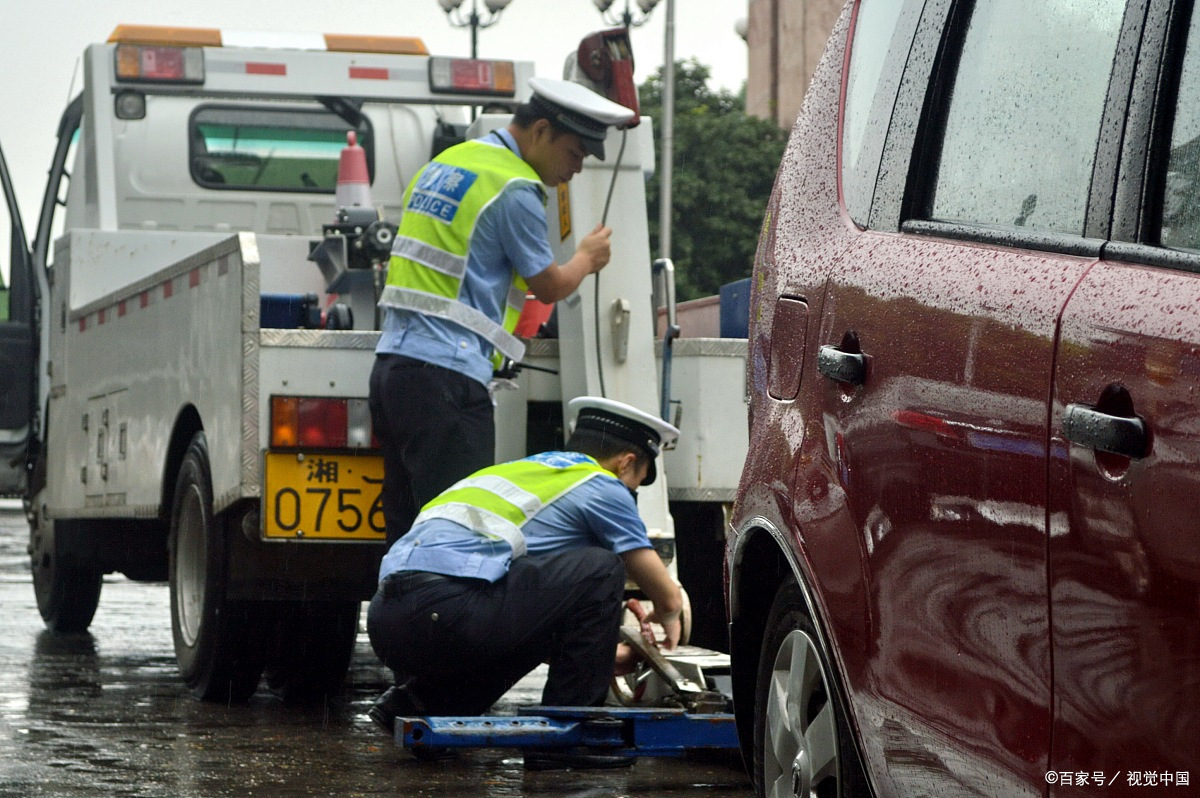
[
  {"xmin": 428, "ymin": 57, "xmax": 516, "ymax": 96},
  {"xmin": 271, "ymin": 396, "xmax": 373, "ymax": 449}
]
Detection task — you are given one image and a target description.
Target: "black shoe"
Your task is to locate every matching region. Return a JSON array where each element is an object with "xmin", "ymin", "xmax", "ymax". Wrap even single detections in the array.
[
  {"xmin": 368, "ymin": 682, "xmax": 425, "ymax": 736},
  {"xmin": 523, "ymin": 748, "xmax": 637, "ymax": 771}
]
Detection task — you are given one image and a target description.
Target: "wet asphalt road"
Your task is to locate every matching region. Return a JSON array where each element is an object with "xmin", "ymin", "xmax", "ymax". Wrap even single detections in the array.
[{"xmin": 0, "ymin": 502, "xmax": 753, "ymax": 797}]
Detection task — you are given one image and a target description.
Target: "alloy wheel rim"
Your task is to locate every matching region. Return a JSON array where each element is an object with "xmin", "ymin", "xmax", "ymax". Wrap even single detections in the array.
[{"xmin": 764, "ymin": 629, "xmax": 840, "ymax": 798}]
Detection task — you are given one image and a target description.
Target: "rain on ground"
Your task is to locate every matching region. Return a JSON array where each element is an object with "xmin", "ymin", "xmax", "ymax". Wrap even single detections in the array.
[{"xmin": 0, "ymin": 501, "xmax": 752, "ymax": 797}]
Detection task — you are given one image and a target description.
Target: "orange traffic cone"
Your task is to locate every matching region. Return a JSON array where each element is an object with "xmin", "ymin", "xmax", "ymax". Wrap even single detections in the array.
[{"xmin": 334, "ymin": 130, "xmax": 372, "ymax": 211}]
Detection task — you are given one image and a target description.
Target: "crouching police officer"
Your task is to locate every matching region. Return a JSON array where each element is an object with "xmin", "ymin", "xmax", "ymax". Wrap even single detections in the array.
[{"xmin": 366, "ymin": 397, "xmax": 682, "ymax": 770}]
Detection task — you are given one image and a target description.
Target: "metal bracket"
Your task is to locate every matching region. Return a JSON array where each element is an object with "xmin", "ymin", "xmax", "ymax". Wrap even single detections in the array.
[
  {"xmin": 611, "ymin": 297, "xmax": 630, "ymax": 363},
  {"xmin": 612, "ymin": 627, "xmax": 730, "ymax": 714}
]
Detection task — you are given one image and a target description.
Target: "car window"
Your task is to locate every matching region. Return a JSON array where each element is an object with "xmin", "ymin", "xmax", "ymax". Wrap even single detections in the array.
[
  {"xmin": 842, "ymin": 0, "xmax": 907, "ymax": 224},
  {"xmin": 927, "ymin": 0, "xmax": 1125, "ymax": 235},
  {"xmin": 1161, "ymin": 8, "xmax": 1200, "ymax": 252}
]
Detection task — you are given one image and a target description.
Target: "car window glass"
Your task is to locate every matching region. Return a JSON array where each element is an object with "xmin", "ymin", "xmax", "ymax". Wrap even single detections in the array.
[
  {"xmin": 842, "ymin": 0, "xmax": 906, "ymax": 224},
  {"xmin": 1161, "ymin": 9, "xmax": 1200, "ymax": 251},
  {"xmin": 928, "ymin": 0, "xmax": 1124, "ymax": 235}
]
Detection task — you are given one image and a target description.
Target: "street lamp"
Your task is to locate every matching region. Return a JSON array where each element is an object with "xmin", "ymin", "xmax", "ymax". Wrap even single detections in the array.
[
  {"xmin": 592, "ymin": 0, "xmax": 661, "ymax": 29},
  {"xmin": 438, "ymin": 0, "xmax": 513, "ymax": 59}
]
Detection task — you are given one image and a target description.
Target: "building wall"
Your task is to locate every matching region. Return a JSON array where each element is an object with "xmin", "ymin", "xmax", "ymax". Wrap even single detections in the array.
[{"xmin": 745, "ymin": 0, "xmax": 843, "ymax": 128}]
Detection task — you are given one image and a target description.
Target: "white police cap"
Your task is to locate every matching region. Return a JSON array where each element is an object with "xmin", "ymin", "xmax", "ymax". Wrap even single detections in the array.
[
  {"xmin": 567, "ymin": 396, "xmax": 680, "ymax": 486},
  {"xmin": 528, "ymin": 77, "xmax": 637, "ymax": 160}
]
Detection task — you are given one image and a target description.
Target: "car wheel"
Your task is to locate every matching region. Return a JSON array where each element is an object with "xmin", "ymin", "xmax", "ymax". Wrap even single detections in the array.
[
  {"xmin": 754, "ymin": 581, "xmax": 866, "ymax": 797},
  {"xmin": 169, "ymin": 433, "xmax": 265, "ymax": 703}
]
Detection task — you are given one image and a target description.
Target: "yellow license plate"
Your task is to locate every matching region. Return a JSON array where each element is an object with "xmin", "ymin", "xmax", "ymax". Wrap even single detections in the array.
[{"xmin": 263, "ymin": 452, "xmax": 386, "ymax": 540}]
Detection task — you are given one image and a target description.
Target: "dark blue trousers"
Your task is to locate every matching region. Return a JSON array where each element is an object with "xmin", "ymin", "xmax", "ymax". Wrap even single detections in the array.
[
  {"xmin": 367, "ymin": 548, "xmax": 626, "ymax": 715},
  {"xmin": 367, "ymin": 353, "xmax": 494, "ymax": 546}
]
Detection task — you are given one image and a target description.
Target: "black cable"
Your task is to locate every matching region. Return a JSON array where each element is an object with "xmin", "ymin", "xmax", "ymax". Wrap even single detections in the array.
[
  {"xmin": 594, "ymin": 128, "xmax": 629, "ymax": 399},
  {"xmin": 601, "ymin": 129, "xmax": 628, "ymax": 225}
]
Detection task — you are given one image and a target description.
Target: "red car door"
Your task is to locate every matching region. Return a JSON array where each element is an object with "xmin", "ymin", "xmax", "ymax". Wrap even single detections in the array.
[
  {"xmin": 1048, "ymin": 5, "xmax": 1200, "ymax": 792},
  {"xmin": 817, "ymin": 0, "xmax": 1130, "ymax": 793},
  {"xmin": 821, "ymin": 235, "xmax": 1089, "ymax": 796},
  {"xmin": 1049, "ymin": 260, "xmax": 1200, "ymax": 794}
]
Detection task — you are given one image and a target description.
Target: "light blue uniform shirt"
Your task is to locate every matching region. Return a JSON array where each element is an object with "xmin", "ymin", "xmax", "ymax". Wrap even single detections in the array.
[
  {"xmin": 375, "ymin": 129, "xmax": 555, "ymax": 385},
  {"xmin": 378, "ymin": 452, "xmax": 652, "ymax": 582}
]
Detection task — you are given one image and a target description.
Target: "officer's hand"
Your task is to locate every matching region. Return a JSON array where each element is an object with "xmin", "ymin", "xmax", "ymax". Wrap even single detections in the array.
[
  {"xmin": 578, "ymin": 223, "xmax": 612, "ymax": 273},
  {"xmin": 625, "ymin": 598, "xmax": 656, "ymax": 649},
  {"xmin": 646, "ymin": 608, "xmax": 681, "ymax": 651}
]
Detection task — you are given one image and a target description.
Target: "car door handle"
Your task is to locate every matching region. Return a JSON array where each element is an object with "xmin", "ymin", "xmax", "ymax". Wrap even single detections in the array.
[
  {"xmin": 817, "ymin": 345, "xmax": 867, "ymax": 386},
  {"xmin": 1062, "ymin": 403, "xmax": 1149, "ymax": 459}
]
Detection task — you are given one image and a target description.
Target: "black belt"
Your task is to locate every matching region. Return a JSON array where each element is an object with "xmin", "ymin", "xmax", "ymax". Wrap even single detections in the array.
[
  {"xmin": 381, "ymin": 570, "xmax": 452, "ymax": 599},
  {"xmin": 377, "ymin": 353, "xmax": 440, "ymax": 370}
]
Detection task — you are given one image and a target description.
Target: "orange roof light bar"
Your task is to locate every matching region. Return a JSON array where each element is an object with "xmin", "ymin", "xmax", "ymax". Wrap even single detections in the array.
[
  {"xmin": 323, "ymin": 34, "xmax": 428, "ymax": 55},
  {"xmin": 109, "ymin": 25, "xmax": 222, "ymax": 48},
  {"xmin": 108, "ymin": 25, "xmax": 428, "ymax": 55}
]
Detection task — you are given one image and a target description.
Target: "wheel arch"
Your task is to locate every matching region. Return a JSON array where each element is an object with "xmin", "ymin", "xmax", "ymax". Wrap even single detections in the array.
[
  {"xmin": 729, "ymin": 518, "xmax": 798, "ymax": 768},
  {"xmin": 729, "ymin": 515, "xmax": 874, "ymax": 795},
  {"xmin": 161, "ymin": 405, "xmax": 204, "ymax": 521}
]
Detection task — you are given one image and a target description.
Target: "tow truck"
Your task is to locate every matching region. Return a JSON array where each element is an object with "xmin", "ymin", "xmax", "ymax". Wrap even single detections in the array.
[{"xmin": 0, "ymin": 24, "xmax": 747, "ymax": 707}]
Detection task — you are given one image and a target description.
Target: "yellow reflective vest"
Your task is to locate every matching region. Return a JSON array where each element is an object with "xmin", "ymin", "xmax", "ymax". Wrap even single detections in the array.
[
  {"xmin": 413, "ymin": 455, "xmax": 610, "ymax": 558},
  {"xmin": 380, "ymin": 139, "xmax": 545, "ymax": 367}
]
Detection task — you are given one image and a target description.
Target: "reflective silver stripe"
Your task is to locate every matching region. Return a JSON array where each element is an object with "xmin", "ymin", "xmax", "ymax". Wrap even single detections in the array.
[
  {"xmin": 379, "ymin": 285, "xmax": 526, "ymax": 362},
  {"xmin": 412, "ymin": 503, "xmax": 527, "ymax": 558},
  {"xmin": 455, "ymin": 474, "xmax": 544, "ymax": 518},
  {"xmin": 507, "ymin": 283, "xmax": 527, "ymax": 311},
  {"xmin": 0, "ymin": 426, "xmax": 27, "ymax": 444},
  {"xmin": 390, "ymin": 236, "xmax": 468, "ymax": 279}
]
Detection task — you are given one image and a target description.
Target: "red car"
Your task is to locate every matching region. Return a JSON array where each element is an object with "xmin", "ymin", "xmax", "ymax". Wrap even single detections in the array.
[{"xmin": 728, "ymin": 1, "xmax": 1200, "ymax": 796}]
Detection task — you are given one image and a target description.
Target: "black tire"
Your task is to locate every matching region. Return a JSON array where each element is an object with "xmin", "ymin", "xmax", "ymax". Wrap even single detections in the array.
[
  {"xmin": 30, "ymin": 520, "xmax": 103, "ymax": 633},
  {"xmin": 263, "ymin": 601, "xmax": 360, "ymax": 703},
  {"xmin": 168, "ymin": 433, "xmax": 264, "ymax": 703},
  {"xmin": 753, "ymin": 581, "xmax": 868, "ymax": 798}
]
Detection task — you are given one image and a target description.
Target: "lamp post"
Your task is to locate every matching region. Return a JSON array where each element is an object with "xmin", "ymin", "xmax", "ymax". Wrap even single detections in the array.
[
  {"xmin": 591, "ymin": 0, "xmax": 673, "ymax": 262},
  {"xmin": 659, "ymin": 0, "xmax": 674, "ymax": 263},
  {"xmin": 438, "ymin": 0, "xmax": 513, "ymax": 59},
  {"xmin": 592, "ymin": 0, "xmax": 660, "ymax": 29}
]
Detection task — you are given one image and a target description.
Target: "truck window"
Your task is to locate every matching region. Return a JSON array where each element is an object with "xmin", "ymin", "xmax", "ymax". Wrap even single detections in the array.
[
  {"xmin": 1161, "ymin": 7, "xmax": 1200, "ymax": 252},
  {"xmin": 926, "ymin": 0, "xmax": 1125, "ymax": 235},
  {"xmin": 189, "ymin": 106, "xmax": 372, "ymax": 193}
]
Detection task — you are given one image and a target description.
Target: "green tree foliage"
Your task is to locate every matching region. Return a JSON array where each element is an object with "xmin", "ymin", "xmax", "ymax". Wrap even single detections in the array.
[{"xmin": 639, "ymin": 60, "xmax": 788, "ymax": 301}]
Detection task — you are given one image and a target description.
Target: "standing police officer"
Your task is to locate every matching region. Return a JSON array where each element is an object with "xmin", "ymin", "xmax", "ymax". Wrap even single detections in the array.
[
  {"xmin": 367, "ymin": 397, "xmax": 682, "ymax": 770},
  {"xmin": 369, "ymin": 79, "xmax": 636, "ymax": 546}
]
